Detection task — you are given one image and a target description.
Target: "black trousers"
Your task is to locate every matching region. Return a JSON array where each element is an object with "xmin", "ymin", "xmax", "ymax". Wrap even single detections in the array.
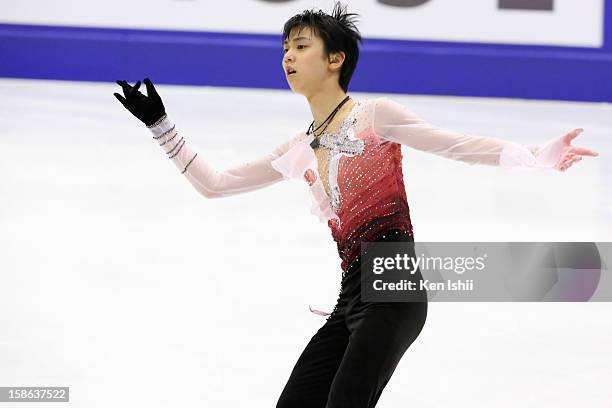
[{"xmin": 277, "ymin": 229, "xmax": 428, "ymax": 408}]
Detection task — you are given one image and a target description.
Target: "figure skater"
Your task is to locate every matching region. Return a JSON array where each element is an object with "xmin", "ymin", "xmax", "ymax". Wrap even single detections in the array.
[{"xmin": 113, "ymin": 2, "xmax": 599, "ymax": 407}]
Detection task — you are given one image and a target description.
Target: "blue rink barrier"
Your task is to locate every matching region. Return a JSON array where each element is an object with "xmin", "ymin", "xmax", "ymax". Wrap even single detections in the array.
[{"xmin": 1, "ymin": 2, "xmax": 611, "ymax": 102}]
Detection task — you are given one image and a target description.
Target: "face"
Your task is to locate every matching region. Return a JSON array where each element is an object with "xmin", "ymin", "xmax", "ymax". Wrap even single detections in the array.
[{"xmin": 282, "ymin": 26, "xmax": 344, "ymax": 97}]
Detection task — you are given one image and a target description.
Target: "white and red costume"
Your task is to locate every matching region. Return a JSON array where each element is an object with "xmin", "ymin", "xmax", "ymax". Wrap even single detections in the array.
[{"xmin": 147, "ymin": 97, "xmax": 566, "ymax": 273}]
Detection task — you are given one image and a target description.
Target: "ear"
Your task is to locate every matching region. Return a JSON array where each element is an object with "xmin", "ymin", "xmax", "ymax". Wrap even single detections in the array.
[{"xmin": 328, "ymin": 51, "xmax": 346, "ymax": 72}]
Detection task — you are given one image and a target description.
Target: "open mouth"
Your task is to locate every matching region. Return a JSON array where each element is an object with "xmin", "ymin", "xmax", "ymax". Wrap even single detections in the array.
[{"xmin": 287, "ymin": 70, "xmax": 297, "ymax": 76}]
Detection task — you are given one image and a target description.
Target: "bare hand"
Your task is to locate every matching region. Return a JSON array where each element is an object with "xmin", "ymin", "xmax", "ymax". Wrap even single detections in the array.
[{"xmin": 554, "ymin": 128, "xmax": 599, "ymax": 172}]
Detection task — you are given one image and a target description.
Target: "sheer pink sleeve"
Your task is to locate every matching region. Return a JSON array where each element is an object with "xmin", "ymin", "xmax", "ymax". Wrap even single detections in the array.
[
  {"xmin": 147, "ymin": 114, "xmax": 300, "ymax": 198},
  {"xmin": 373, "ymin": 97, "xmax": 565, "ymax": 169}
]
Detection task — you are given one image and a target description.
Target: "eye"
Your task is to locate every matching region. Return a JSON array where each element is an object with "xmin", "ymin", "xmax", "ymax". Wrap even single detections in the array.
[{"xmin": 283, "ymin": 44, "xmax": 306, "ymax": 54}]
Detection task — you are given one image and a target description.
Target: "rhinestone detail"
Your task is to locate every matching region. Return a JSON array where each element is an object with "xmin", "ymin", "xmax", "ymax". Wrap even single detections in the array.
[{"xmin": 315, "ymin": 114, "xmax": 365, "ymax": 210}]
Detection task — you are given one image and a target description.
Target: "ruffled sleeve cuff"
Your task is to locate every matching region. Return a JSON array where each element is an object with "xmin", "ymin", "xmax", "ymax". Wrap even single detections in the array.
[{"xmin": 499, "ymin": 135, "xmax": 564, "ymax": 169}]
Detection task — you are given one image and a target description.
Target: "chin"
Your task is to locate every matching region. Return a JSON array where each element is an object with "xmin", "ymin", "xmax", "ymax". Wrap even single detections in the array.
[{"xmin": 289, "ymin": 86, "xmax": 305, "ymax": 96}]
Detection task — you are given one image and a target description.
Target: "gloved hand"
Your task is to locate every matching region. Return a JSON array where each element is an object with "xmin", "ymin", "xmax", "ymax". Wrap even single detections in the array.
[{"xmin": 114, "ymin": 78, "xmax": 166, "ymax": 126}]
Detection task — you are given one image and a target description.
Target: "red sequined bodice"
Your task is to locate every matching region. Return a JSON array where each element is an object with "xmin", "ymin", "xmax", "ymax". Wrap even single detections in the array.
[{"xmin": 326, "ymin": 126, "xmax": 413, "ymax": 271}]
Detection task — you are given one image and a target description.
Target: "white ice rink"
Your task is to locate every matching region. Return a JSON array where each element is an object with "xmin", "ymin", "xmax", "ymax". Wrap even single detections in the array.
[{"xmin": 1, "ymin": 78, "xmax": 611, "ymax": 407}]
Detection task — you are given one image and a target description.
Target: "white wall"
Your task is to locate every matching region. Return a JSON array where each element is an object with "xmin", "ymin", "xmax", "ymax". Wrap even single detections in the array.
[{"xmin": 1, "ymin": 0, "xmax": 605, "ymax": 47}]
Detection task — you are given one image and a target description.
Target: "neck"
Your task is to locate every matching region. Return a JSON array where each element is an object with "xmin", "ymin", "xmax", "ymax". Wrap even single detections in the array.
[{"xmin": 306, "ymin": 86, "xmax": 352, "ymax": 130}]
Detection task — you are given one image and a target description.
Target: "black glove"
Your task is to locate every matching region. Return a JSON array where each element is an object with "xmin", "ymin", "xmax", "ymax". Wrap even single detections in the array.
[{"xmin": 114, "ymin": 78, "xmax": 166, "ymax": 126}]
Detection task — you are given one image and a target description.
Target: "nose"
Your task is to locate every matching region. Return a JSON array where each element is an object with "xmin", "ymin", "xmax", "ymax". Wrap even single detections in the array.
[{"xmin": 284, "ymin": 50, "xmax": 294, "ymax": 63}]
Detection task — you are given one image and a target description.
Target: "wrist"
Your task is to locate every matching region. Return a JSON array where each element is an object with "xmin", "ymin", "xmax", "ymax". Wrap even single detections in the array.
[
  {"xmin": 146, "ymin": 112, "xmax": 168, "ymax": 128},
  {"xmin": 533, "ymin": 135, "xmax": 565, "ymax": 168},
  {"xmin": 499, "ymin": 142, "xmax": 537, "ymax": 168},
  {"xmin": 148, "ymin": 114, "xmax": 174, "ymax": 139}
]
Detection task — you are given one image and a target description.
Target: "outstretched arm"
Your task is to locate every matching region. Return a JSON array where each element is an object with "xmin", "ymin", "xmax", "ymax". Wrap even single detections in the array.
[
  {"xmin": 373, "ymin": 97, "xmax": 598, "ymax": 171},
  {"xmin": 148, "ymin": 114, "xmax": 296, "ymax": 198},
  {"xmin": 114, "ymin": 78, "xmax": 295, "ymax": 199}
]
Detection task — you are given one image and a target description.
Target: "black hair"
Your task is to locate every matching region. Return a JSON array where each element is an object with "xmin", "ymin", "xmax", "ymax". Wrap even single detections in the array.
[{"xmin": 282, "ymin": 1, "xmax": 362, "ymax": 93}]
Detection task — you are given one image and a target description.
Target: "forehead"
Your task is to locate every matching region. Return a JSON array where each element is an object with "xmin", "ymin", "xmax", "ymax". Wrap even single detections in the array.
[{"xmin": 283, "ymin": 26, "xmax": 318, "ymax": 44}]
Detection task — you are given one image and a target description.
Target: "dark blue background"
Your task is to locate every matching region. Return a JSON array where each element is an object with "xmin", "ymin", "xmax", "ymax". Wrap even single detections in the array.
[{"xmin": 1, "ymin": 1, "xmax": 611, "ymax": 102}]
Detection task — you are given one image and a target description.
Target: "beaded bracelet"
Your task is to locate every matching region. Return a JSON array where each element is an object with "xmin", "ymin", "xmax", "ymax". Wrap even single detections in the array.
[
  {"xmin": 153, "ymin": 124, "xmax": 176, "ymax": 140},
  {"xmin": 146, "ymin": 113, "xmax": 168, "ymax": 129},
  {"xmin": 181, "ymin": 153, "xmax": 198, "ymax": 174},
  {"xmin": 168, "ymin": 139, "xmax": 186, "ymax": 159},
  {"xmin": 166, "ymin": 136, "xmax": 184, "ymax": 156},
  {"xmin": 159, "ymin": 131, "xmax": 178, "ymax": 146}
]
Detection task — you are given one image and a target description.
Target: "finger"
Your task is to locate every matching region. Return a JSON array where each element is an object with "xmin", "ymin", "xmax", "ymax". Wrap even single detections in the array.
[
  {"xmin": 571, "ymin": 146, "xmax": 599, "ymax": 157},
  {"xmin": 128, "ymin": 80, "xmax": 141, "ymax": 95},
  {"xmin": 116, "ymin": 80, "xmax": 132, "ymax": 96},
  {"xmin": 563, "ymin": 128, "xmax": 584, "ymax": 144},
  {"xmin": 144, "ymin": 78, "xmax": 159, "ymax": 99},
  {"xmin": 133, "ymin": 81, "xmax": 148, "ymax": 99},
  {"xmin": 114, "ymin": 93, "xmax": 128, "ymax": 107},
  {"xmin": 117, "ymin": 79, "xmax": 131, "ymax": 89},
  {"xmin": 559, "ymin": 158, "xmax": 572, "ymax": 170},
  {"xmin": 559, "ymin": 153, "xmax": 573, "ymax": 165}
]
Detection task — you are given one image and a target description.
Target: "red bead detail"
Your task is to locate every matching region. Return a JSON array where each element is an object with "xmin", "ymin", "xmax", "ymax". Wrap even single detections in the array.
[{"xmin": 303, "ymin": 169, "xmax": 317, "ymax": 186}]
